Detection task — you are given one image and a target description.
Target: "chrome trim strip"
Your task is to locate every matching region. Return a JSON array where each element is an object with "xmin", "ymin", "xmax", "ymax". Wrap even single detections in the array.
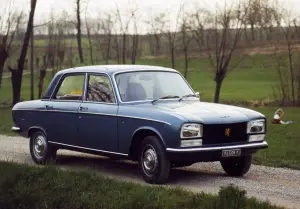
[
  {"xmin": 166, "ymin": 141, "xmax": 268, "ymax": 153},
  {"xmin": 11, "ymin": 126, "xmax": 21, "ymax": 131},
  {"xmin": 118, "ymin": 115, "xmax": 171, "ymax": 125},
  {"xmin": 79, "ymin": 112, "xmax": 117, "ymax": 117},
  {"xmin": 15, "ymin": 109, "xmax": 78, "ymax": 113},
  {"xmin": 82, "ymin": 101, "xmax": 117, "ymax": 105},
  {"xmin": 14, "ymin": 109, "xmax": 171, "ymax": 125},
  {"xmin": 48, "ymin": 141, "xmax": 128, "ymax": 156},
  {"xmin": 83, "ymin": 72, "xmax": 88, "ymax": 101}
]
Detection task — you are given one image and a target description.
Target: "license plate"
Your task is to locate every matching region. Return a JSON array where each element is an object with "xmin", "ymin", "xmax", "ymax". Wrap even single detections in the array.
[{"xmin": 222, "ymin": 149, "xmax": 241, "ymax": 157}]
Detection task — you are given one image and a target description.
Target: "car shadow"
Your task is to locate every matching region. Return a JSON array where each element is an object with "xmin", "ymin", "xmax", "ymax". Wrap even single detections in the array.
[{"xmin": 55, "ymin": 152, "xmax": 227, "ymax": 185}]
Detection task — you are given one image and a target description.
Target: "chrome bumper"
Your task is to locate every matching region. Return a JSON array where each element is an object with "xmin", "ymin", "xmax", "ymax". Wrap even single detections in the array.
[
  {"xmin": 11, "ymin": 126, "xmax": 21, "ymax": 132},
  {"xmin": 166, "ymin": 141, "xmax": 268, "ymax": 153}
]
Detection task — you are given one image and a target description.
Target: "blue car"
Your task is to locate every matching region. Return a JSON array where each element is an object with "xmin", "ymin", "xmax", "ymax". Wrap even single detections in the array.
[{"xmin": 12, "ymin": 65, "xmax": 268, "ymax": 184}]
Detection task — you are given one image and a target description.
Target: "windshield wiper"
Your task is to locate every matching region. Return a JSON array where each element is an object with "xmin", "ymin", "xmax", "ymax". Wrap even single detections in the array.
[
  {"xmin": 152, "ymin": 95, "xmax": 180, "ymax": 104},
  {"xmin": 179, "ymin": 94, "xmax": 198, "ymax": 102}
]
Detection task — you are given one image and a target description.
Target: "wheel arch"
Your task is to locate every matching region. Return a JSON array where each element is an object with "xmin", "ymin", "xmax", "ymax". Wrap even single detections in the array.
[
  {"xmin": 129, "ymin": 126, "xmax": 166, "ymax": 160},
  {"xmin": 28, "ymin": 126, "xmax": 47, "ymax": 138}
]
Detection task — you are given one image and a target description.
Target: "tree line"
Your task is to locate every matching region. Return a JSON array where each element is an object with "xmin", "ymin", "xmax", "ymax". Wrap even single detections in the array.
[{"xmin": 0, "ymin": 0, "xmax": 300, "ymax": 105}]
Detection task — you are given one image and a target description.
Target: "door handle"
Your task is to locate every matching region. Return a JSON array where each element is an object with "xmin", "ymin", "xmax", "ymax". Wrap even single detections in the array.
[
  {"xmin": 79, "ymin": 106, "xmax": 88, "ymax": 111},
  {"xmin": 45, "ymin": 105, "xmax": 53, "ymax": 109}
]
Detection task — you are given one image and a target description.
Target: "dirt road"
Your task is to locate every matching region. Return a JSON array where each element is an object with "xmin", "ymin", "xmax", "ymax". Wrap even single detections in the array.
[{"xmin": 1, "ymin": 135, "xmax": 300, "ymax": 209}]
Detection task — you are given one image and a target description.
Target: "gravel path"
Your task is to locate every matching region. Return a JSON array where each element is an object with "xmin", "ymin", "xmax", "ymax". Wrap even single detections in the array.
[{"xmin": 1, "ymin": 135, "xmax": 300, "ymax": 209}]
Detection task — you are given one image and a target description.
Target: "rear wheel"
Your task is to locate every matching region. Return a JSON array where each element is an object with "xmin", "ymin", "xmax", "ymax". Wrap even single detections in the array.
[
  {"xmin": 220, "ymin": 155, "xmax": 252, "ymax": 177},
  {"xmin": 29, "ymin": 131, "xmax": 57, "ymax": 165},
  {"xmin": 138, "ymin": 136, "xmax": 171, "ymax": 184}
]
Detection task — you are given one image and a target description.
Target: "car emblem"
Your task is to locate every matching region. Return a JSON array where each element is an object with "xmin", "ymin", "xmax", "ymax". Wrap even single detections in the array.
[{"xmin": 225, "ymin": 128, "xmax": 231, "ymax": 137}]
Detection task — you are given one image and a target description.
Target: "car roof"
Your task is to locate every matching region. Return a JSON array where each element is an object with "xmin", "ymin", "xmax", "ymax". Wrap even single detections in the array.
[{"xmin": 56, "ymin": 65, "xmax": 178, "ymax": 76}]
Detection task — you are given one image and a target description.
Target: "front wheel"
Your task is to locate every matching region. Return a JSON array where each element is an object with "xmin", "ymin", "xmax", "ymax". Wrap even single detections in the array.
[
  {"xmin": 138, "ymin": 136, "xmax": 171, "ymax": 184},
  {"xmin": 220, "ymin": 155, "xmax": 252, "ymax": 177},
  {"xmin": 29, "ymin": 131, "xmax": 57, "ymax": 165}
]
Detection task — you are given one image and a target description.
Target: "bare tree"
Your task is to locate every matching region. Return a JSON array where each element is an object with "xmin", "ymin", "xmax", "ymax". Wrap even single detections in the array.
[
  {"xmin": 114, "ymin": 2, "xmax": 135, "ymax": 64},
  {"xmin": 146, "ymin": 13, "xmax": 166, "ymax": 55},
  {"xmin": 244, "ymin": 0, "xmax": 261, "ymax": 42},
  {"xmin": 0, "ymin": 1, "xmax": 23, "ymax": 88},
  {"xmin": 38, "ymin": 55, "xmax": 48, "ymax": 99},
  {"xmin": 130, "ymin": 9, "xmax": 140, "ymax": 64},
  {"xmin": 10, "ymin": 0, "xmax": 37, "ymax": 105},
  {"xmin": 102, "ymin": 14, "xmax": 114, "ymax": 64},
  {"xmin": 85, "ymin": 7, "xmax": 94, "ymax": 65},
  {"xmin": 165, "ymin": 4, "xmax": 183, "ymax": 69},
  {"xmin": 205, "ymin": 2, "xmax": 247, "ymax": 103},
  {"xmin": 76, "ymin": 0, "xmax": 84, "ymax": 63},
  {"xmin": 270, "ymin": 3, "xmax": 300, "ymax": 106},
  {"xmin": 180, "ymin": 14, "xmax": 193, "ymax": 78}
]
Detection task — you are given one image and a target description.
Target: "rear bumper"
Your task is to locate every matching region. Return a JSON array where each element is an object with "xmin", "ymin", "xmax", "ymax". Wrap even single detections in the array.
[{"xmin": 166, "ymin": 141, "xmax": 268, "ymax": 163}]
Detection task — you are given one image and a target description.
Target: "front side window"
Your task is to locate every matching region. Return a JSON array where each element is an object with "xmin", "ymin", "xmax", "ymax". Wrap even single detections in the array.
[
  {"xmin": 86, "ymin": 74, "xmax": 115, "ymax": 103},
  {"xmin": 53, "ymin": 74, "xmax": 85, "ymax": 101},
  {"xmin": 115, "ymin": 71, "xmax": 194, "ymax": 102}
]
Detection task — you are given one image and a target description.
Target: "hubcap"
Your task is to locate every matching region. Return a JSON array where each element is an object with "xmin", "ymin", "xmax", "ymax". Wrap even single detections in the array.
[
  {"xmin": 33, "ymin": 135, "xmax": 47, "ymax": 159},
  {"xmin": 142, "ymin": 146, "xmax": 158, "ymax": 175}
]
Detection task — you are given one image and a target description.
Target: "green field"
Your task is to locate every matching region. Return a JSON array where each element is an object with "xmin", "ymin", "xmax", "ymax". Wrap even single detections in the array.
[
  {"xmin": 0, "ymin": 55, "xmax": 299, "ymax": 170},
  {"xmin": 0, "ymin": 161, "xmax": 283, "ymax": 209},
  {"xmin": 0, "ymin": 55, "xmax": 282, "ymax": 103}
]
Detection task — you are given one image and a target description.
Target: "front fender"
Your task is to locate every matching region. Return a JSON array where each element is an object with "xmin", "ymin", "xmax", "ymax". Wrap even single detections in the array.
[{"xmin": 132, "ymin": 126, "xmax": 166, "ymax": 147}]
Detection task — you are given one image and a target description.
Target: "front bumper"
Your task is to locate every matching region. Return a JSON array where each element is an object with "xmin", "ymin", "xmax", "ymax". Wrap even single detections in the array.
[
  {"xmin": 166, "ymin": 141, "xmax": 268, "ymax": 163},
  {"xmin": 11, "ymin": 126, "xmax": 21, "ymax": 132}
]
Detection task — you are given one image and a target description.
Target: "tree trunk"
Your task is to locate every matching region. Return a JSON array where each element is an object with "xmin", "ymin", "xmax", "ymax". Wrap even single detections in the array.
[
  {"xmin": 12, "ymin": 0, "xmax": 37, "ymax": 105},
  {"xmin": 214, "ymin": 79, "xmax": 223, "ymax": 103},
  {"xmin": 122, "ymin": 33, "xmax": 126, "ymax": 64},
  {"xmin": 115, "ymin": 37, "xmax": 120, "ymax": 64},
  {"xmin": 170, "ymin": 45, "xmax": 175, "ymax": 69},
  {"xmin": 0, "ymin": 64, "xmax": 4, "ymax": 89},
  {"xmin": 183, "ymin": 47, "xmax": 188, "ymax": 78},
  {"xmin": 131, "ymin": 35, "xmax": 138, "ymax": 64},
  {"xmin": 251, "ymin": 24, "xmax": 255, "ymax": 42},
  {"xmin": 0, "ymin": 52, "xmax": 8, "ymax": 89},
  {"xmin": 154, "ymin": 34, "xmax": 160, "ymax": 55},
  {"xmin": 287, "ymin": 43, "xmax": 295, "ymax": 105},
  {"xmin": 30, "ymin": 29, "xmax": 34, "ymax": 100},
  {"xmin": 106, "ymin": 34, "xmax": 112, "ymax": 64},
  {"xmin": 38, "ymin": 69, "xmax": 46, "ymax": 99},
  {"xmin": 86, "ymin": 27, "xmax": 94, "ymax": 65},
  {"xmin": 76, "ymin": 0, "xmax": 84, "ymax": 64}
]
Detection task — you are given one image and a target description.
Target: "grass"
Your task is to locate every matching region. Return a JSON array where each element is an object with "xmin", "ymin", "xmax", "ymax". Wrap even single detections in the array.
[
  {"xmin": 0, "ymin": 161, "xmax": 284, "ymax": 209},
  {"xmin": 1, "ymin": 54, "xmax": 282, "ymax": 104}
]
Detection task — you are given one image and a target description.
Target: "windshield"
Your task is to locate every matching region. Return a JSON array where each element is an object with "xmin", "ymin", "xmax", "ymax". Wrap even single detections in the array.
[{"xmin": 114, "ymin": 71, "xmax": 195, "ymax": 102}]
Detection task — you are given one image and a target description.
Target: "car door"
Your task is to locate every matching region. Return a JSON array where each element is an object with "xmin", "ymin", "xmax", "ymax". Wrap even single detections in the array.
[
  {"xmin": 77, "ymin": 73, "xmax": 119, "ymax": 153},
  {"xmin": 43, "ymin": 73, "xmax": 86, "ymax": 146}
]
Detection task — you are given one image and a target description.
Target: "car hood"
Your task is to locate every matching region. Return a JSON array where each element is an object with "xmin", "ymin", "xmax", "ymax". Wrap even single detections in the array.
[{"xmin": 153, "ymin": 101, "xmax": 265, "ymax": 124}]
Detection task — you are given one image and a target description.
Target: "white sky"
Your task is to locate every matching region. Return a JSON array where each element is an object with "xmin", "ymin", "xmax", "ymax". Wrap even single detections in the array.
[{"xmin": 1, "ymin": 0, "xmax": 300, "ymax": 33}]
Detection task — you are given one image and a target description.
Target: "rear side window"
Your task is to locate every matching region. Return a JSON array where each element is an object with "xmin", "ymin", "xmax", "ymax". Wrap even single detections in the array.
[
  {"xmin": 86, "ymin": 74, "xmax": 116, "ymax": 103},
  {"xmin": 53, "ymin": 74, "xmax": 85, "ymax": 101}
]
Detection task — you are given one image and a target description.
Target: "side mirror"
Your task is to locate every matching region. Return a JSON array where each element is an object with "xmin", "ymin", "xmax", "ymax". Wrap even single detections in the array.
[{"xmin": 195, "ymin": 92, "xmax": 200, "ymax": 99}]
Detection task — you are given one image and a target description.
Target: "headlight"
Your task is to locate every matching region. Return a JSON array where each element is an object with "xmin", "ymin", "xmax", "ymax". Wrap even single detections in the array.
[
  {"xmin": 180, "ymin": 123, "xmax": 203, "ymax": 139},
  {"xmin": 247, "ymin": 119, "xmax": 265, "ymax": 134}
]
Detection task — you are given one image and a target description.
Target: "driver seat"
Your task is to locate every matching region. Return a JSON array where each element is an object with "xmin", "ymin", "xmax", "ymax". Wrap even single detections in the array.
[{"xmin": 126, "ymin": 83, "xmax": 146, "ymax": 102}]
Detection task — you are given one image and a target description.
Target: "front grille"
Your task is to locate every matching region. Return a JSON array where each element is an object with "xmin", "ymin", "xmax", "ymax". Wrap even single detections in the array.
[{"xmin": 202, "ymin": 122, "xmax": 248, "ymax": 145}]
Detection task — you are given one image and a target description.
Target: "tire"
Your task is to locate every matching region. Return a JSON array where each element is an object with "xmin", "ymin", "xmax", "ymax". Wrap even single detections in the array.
[
  {"xmin": 138, "ymin": 136, "xmax": 171, "ymax": 184},
  {"xmin": 220, "ymin": 155, "xmax": 252, "ymax": 177},
  {"xmin": 29, "ymin": 131, "xmax": 57, "ymax": 165}
]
